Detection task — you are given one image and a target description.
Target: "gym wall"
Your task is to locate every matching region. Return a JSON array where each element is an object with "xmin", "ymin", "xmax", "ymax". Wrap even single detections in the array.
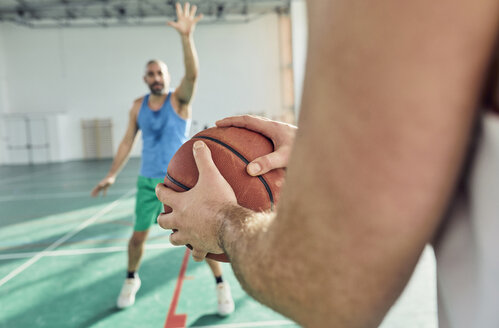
[
  {"xmin": 290, "ymin": 0, "xmax": 307, "ymax": 113},
  {"xmin": 0, "ymin": 28, "xmax": 7, "ymax": 163},
  {"xmin": 0, "ymin": 1, "xmax": 307, "ymax": 164}
]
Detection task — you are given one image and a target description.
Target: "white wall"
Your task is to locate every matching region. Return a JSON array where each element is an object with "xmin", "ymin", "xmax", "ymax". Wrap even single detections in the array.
[
  {"xmin": 0, "ymin": 27, "xmax": 6, "ymax": 114},
  {"xmin": 0, "ymin": 14, "xmax": 282, "ymax": 163},
  {"xmin": 0, "ymin": 26, "xmax": 8, "ymax": 164},
  {"xmin": 291, "ymin": 0, "xmax": 308, "ymax": 117}
]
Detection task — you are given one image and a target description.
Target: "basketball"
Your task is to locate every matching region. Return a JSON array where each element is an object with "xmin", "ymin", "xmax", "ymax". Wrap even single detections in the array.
[{"xmin": 164, "ymin": 126, "xmax": 286, "ymax": 262}]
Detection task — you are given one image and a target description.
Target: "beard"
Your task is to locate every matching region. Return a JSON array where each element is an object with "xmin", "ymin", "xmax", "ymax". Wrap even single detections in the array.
[{"xmin": 149, "ymin": 82, "xmax": 165, "ymax": 95}]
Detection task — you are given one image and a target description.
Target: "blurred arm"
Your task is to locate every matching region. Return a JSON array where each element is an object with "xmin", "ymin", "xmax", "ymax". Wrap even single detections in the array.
[
  {"xmin": 170, "ymin": 2, "xmax": 202, "ymax": 112},
  {"xmin": 106, "ymin": 104, "xmax": 140, "ymax": 178},
  {"xmin": 220, "ymin": 0, "xmax": 499, "ymax": 326},
  {"xmin": 91, "ymin": 102, "xmax": 140, "ymax": 197}
]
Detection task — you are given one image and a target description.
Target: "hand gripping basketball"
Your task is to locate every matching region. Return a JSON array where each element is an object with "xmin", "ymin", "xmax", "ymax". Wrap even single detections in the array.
[{"xmin": 161, "ymin": 126, "xmax": 286, "ymax": 262}]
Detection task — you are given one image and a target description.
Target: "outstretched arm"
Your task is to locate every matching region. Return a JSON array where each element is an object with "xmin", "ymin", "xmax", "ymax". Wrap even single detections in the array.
[
  {"xmin": 157, "ymin": 0, "xmax": 499, "ymax": 326},
  {"xmin": 169, "ymin": 2, "xmax": 203, "ymax": 106},
  {"xmin": 91, "ymin": 103, "xmax": 140, "ymax": 197}
]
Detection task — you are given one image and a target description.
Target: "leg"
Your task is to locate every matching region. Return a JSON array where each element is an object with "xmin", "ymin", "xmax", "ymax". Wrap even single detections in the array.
[
  {"xmin": 117, "ymin": 176, "xmax": 160, "ymax": 309},
  {"xmin": 127, "ymin": 229, "xmax": 150, "ymax": 272},
  {"xmin": 205, "ymin": 258, "xmax": 223, "ymax": 277},
  {"xmin": 205, "ymin": 258, "xmax": 235, "ymax": 316},
  {"xmin": 129, "ymin": 176, "xmax": 164, "ymax": 273},
  {"xmin": 117, "ymin": 229, "xmax": 148, "ymax": 309}
]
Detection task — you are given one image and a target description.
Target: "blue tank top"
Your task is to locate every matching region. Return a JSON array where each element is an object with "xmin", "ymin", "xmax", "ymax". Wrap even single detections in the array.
[{"xmin": 137, "ymin": 92, "xmax": 191, "ymax": 179}]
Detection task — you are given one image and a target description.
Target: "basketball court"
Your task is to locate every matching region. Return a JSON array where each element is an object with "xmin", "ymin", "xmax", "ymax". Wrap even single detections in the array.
[
  {"xmin": 0, "ymin": 159, "xmax": 299, "ymax": 327},
  {"xmin": 0, "ymin": 159, "xmax": 437, "ymax": 328},
  {"xmin": 0, "ymin": 0, "xmax": 442, "ymax": 326}
]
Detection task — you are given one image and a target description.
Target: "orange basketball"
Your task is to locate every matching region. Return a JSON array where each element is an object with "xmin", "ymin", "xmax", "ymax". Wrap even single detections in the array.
[{"xmin": 164, "ymin": 126, "xmax": 286, "ymax": 262}]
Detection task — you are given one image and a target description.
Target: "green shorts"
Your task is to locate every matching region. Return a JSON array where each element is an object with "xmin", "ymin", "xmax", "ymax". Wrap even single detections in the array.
[{"xmin": 134, "ymin": 175, "xmax": 165, "ymax": 231}]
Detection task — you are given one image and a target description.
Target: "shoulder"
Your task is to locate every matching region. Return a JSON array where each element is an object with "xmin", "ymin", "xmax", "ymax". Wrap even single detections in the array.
[
  {"xmin": 129, "ymin": 96, "xmax": 144, "ymax": 119},
  {"xmin": 133, "ymin": 96, "xmax": 145, "ymax": 108}
]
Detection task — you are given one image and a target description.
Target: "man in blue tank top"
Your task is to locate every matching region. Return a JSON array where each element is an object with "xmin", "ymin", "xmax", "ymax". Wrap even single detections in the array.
[{"xmin": 91, "ymin": 2, "xmax": 234, "ymax": 315}]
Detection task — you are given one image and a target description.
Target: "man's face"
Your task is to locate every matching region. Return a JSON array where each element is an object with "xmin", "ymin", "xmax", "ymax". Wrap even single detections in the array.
[{"xmin": 144, "ymin": 62, "xmax": 170, "ymax": 95}]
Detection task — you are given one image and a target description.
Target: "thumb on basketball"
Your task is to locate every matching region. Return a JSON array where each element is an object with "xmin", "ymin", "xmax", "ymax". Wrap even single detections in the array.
[
  {"xmin": 192, "ymin": 140, "xmax": 238, "ymax": 205},
  {"xmin": 192, "ymin": 141, "xmax": 218, "ymax": 177}
]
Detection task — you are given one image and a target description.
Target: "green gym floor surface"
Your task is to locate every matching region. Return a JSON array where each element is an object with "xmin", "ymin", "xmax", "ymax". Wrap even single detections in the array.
[{"xmin": 0, "ymin": 159, "xmax": 438, "ymax": 328}]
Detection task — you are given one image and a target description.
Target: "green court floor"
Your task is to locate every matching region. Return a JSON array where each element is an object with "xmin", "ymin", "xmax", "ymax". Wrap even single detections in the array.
[{"xmin": 0, "ymin": 159, "xmax": 437, "ymax": 328}]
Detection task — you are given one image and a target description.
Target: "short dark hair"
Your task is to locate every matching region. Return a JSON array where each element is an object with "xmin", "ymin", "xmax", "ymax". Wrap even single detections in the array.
[{"xmin": 145, "ymin": 59, "xmax": 167, "ymax": 69}]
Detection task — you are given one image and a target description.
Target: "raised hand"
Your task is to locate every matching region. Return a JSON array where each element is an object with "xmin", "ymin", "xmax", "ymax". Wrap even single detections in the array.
[{"xmin": 167, "ymin": 2, "xmax": 203, "ymax": 36}]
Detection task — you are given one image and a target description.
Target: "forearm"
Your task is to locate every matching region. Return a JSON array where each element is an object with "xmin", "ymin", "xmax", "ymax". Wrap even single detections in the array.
[
  {"xmin": 221, "ymin": 199, "xmax": 343, "ymax": 326},
  {"xmin": 106, "ymin": 140, "xmax": 134, "ymax": 178},
  {"xmin": 219, "ymin": 207, "xmax": 285, "ymax": 310},
  {"xmin": 180, "ymin": 34, "xmax": 198, "ymax": 81},
  {"xmin": 220, "ymin": 0, "xmax": 499, "ymax": 326},
  {"xmin": 221, "ymin": 202, "xmax": 329, "ymax": 325}
]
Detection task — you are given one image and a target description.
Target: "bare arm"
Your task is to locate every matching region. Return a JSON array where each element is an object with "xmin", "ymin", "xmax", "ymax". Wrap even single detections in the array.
[
  {"xmin": 156, "ymin": 0, "xmax": 499, "ymax": 326},
  {"xmin": 91, "ymin": 103, "xmax": 140, "ymax": 196},
  {"xmin": 169, "ymin": 2, "xmax": 203, "ymax": 112},
  {"xmin": 224, "ymin": 0, "xmax": 499, "ymax": 325},
  {"xmin": 175, "ymin": 34, "xmax": 199, "ymax": 104}
]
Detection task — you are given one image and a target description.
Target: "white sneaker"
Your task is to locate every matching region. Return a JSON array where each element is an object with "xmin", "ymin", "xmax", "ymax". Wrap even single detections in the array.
[
  {"xmin": 117, "ymin": 276, "xmax": 141, "ymax": 309},
  {"xmin": 216, "ymin": 282, "xmax": 235, "ymax": 316}
]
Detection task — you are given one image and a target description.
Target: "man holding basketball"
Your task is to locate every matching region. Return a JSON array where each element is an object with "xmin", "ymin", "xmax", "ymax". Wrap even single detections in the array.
[
  {"xmin": 91, "ymin": 2, "xmax": 234, "ymax": 315},
  {"xmin": 155, "ymin": 0, "xmax": 499, "ymax": 327}
]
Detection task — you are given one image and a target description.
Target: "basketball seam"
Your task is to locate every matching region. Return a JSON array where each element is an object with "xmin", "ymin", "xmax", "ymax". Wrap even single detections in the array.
[
  {"xmin": 193, "ymin": 135, "xmax": 275, "ymax": 209},
  {"xmin": 166, "ymin": 172, "xmax": 190, "ymax": 191}
]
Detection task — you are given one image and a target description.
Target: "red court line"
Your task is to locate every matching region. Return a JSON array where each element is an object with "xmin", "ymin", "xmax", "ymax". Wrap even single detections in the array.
[{"xmin": 165, "ymin": 248, "xmax": 191, "ymax": 328}]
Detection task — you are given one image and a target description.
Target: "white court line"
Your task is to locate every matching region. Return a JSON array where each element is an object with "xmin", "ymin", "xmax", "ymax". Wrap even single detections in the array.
[
  {"xmin": 0, "ymin": 175, "xmax": 137, "ymax": 191},
  {"xmin": 0, "ymin": 189, "xmax": 134, "ymax": 202},
  {"xmin": 0, "ymin": 168, "xmax": 54, "ymax": 184},
  {"xmin": 0, "ymin": 163, "xmax": 75, "ymax": 185},
  {"xmin": 0, "ymin": 176, "xmax": 137, "ymax": 190},
  {"xmin": 191, "ymin": 320, "xmax": 298, "ymax": 328},
  {"xmin": 0, "ymin": 243, "xmax": 175, "ymax": 260},
  {"xmin": 0, "ymin": 189, "xmax": 135, "ymax": 288}
]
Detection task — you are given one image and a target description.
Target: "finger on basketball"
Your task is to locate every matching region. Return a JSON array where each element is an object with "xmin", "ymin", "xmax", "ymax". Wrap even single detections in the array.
[
  {"xmin": 155, "ymin": 183, "xmax": 180, "ymax": 206},
  {"xmin": 191, "ymin": 249, "xmax": 207, "ymax": 262},
  {"xmin": 169, "ymin": 230, "xmax": 186, "ymax": 246},
  {"xmin": 157, "ymin": 212, "xmax": 177, "ymax": 230},
  {"xmin": 216, "ymin": 115, "xmax": 275, "ymax": 138},
  {"xmin": 216, "ymin": 115, "xmax": 260, "ymax": 128},
  {"xmin": 248, "ymin": 151, "xmax": 285, "ymax": 176}
]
